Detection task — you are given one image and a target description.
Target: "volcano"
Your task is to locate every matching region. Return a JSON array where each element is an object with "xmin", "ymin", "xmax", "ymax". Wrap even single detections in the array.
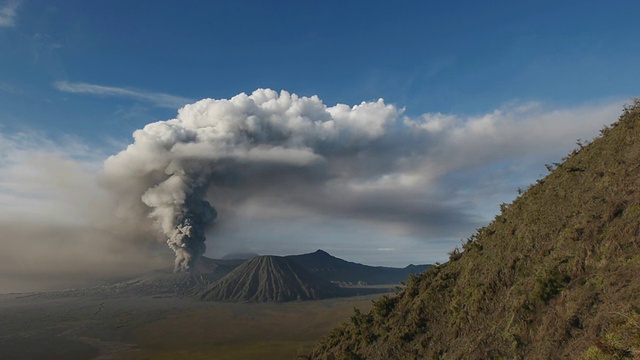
[{"xmin": 197, "ymin": 255, "xmax": 343, "ymax": 302}]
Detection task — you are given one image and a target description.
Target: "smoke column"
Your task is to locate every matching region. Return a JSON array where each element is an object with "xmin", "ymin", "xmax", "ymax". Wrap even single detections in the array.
[
  {"xmin": 103, "ymin": 89, "xmax": 399, "ymax": 271},
  {"xmin": 141, "ymin": 171, "xmax": 217, "ymax": 271}
]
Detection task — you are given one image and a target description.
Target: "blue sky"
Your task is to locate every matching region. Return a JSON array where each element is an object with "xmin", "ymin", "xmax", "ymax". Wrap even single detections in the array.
[
  {"xmin": 0, "ymin": 1, "xmax": 639, "ymax": 291},
  {"xmin": 2, "ymin": 1, "xmax": 638, "ymax": 138}
]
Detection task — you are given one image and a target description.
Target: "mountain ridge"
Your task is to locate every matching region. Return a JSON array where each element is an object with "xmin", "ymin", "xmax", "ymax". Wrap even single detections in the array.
[{"xmin": 287, "ymin": 249, "xmax": 431, "ymax": 285}]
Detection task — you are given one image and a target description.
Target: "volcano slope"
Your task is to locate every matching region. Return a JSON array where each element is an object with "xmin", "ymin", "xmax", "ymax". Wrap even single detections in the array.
[
  {"xmin": 197, "ymin": 255, "xmax": 343, "ymax": 302},
  {"xmin": 305, "ymin": 102, "xmax": 640, "ymax": 359}
]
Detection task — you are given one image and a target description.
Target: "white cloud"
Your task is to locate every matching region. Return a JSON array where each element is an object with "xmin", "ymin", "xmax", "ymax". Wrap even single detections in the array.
[
  {"xmin": 0, "ymin": 82, "xmax": 22, "ymax": 94},
  {"xmin": 431, "ymin": 101, "xmax": 622, "ymax": 173},
  {"xmin": 0, "ymin": 0, "xmax": 19, "ymax": 27},
  {"xmin": 105, "ymin": 90, "xmax": 625, "ymax": 264},
  {"xmin": 54, "ymin": 81, "xmax": 193, "ymax": 109}
]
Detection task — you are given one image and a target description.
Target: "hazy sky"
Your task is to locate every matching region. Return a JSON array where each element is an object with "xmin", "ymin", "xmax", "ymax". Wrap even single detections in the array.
[{"xmin": 1, "ymin": 1, "xmax": 639, "ymax": 292}]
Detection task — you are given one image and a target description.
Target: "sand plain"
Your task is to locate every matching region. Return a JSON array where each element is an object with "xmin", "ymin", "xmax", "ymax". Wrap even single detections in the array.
[{"xmin": 0, "ymin": 291, "xmax": 385, "ymax": 360}]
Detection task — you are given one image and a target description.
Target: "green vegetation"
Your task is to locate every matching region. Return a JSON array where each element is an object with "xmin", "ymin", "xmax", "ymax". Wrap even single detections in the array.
[{"xmin": 304, "ymin": 100, "xmax": 640, "ymax": 359}]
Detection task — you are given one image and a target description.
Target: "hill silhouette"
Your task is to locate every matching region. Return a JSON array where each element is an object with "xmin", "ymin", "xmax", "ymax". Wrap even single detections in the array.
[
  {"xmin": 305, "ymin": 102, "xmax": 640, "ymax": 359},
  {"xmin": 197, "ymin": 255, "xmax": 343, "ymax": 302},
  {"xmin": 287, "ymin": 250, "xmax": 430, "ymax": 285}
]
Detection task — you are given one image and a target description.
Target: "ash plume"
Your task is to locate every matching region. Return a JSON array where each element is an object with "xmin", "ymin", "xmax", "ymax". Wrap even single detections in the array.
[
  {"xmin": 141, "ymin": 172, "xmax": 217, "ymax": 271},
  {"xmin": 101, "ymin": 89, "xmax": 620, "ymax": 272},
  {"xmin": 103, "ymin": 89, "xmax": 398, "ymax": 271}
]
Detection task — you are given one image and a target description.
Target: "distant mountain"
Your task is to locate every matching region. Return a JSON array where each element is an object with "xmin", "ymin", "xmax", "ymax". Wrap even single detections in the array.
[
  {"xmin": 306, "ymin": 103, "xmax": 640, "ymax": 359},
  {"xmin": 35, "ymin": 250, "xmax": 426, "ymax": 300},
  {"xmin": 287, "ymin": 249, "xmax": 431, "ymax": 285},
  {"xmin": 197, "ymin": 255, "xmax": 343, "ymax": 302}
]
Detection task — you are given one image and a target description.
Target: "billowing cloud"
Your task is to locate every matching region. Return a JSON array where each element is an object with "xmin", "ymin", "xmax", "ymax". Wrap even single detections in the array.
[
  {"xmin": 0, "ymin": 90, "xmax": 625, "ymax": 292},
  {"xmin": 0, "ymin": 0, "xmax": 20, "ymax": 27},
  {"xmin": 102, "ymin": 89, "xmax": 622, "ymax": 271},
  {"xmin": 54, "ymin": 81, "xmax": 193, "ymax": 109}
]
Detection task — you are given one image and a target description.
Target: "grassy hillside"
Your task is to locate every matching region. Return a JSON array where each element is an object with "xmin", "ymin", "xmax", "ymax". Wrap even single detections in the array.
[{"xmin": 305, "ymin": 101, "xmax": 640, "ymax": 359}]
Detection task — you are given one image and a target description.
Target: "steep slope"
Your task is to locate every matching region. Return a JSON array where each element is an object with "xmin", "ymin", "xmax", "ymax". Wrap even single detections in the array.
[
  {"xmin": 197, "ymin": 255, "xmax": 343, "ymax": 302},
  {"xmin": 288, "ymin": 250, "xmax": 431, "ymax": 285},
  {"xmin": 306, "ymin": 102, "xmax": 640, "ymax": 359}
]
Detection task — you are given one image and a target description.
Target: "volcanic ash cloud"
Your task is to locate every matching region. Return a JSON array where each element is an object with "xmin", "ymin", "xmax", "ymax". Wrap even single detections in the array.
[{"xmin": 102, "ymin": 89, "xmax": 400, "ymax": 272}]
